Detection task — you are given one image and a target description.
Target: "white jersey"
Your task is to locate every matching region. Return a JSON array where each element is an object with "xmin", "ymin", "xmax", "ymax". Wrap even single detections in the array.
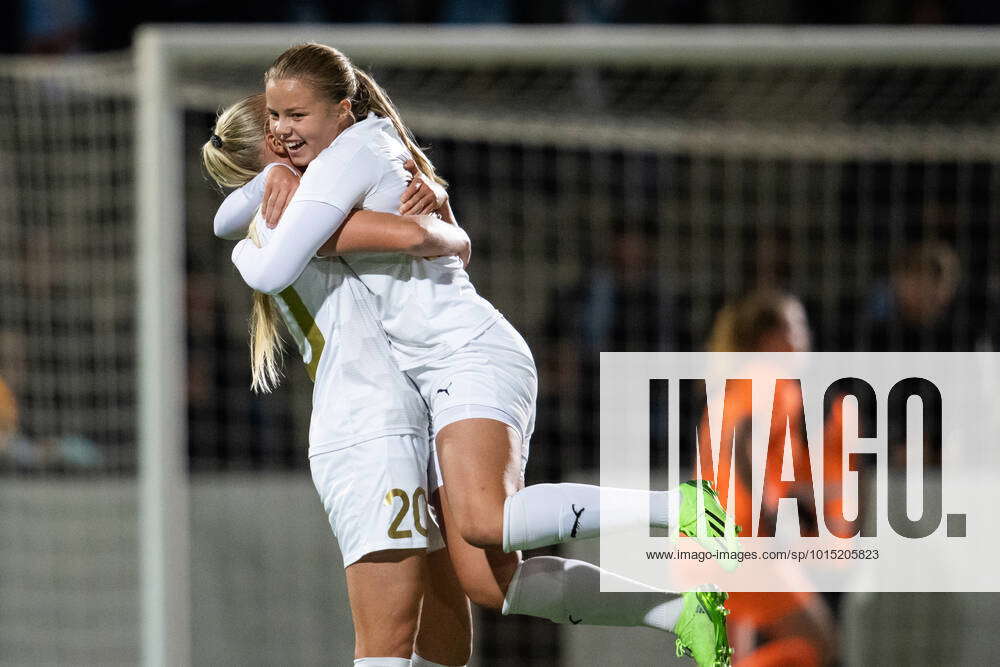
[
  {"xmin": 293, "ymin": 113, "xmax": 501, "ymax": 370},
  {"xmin": 254, "ymin": 214, "xmax": 428, "ymax": 456}
]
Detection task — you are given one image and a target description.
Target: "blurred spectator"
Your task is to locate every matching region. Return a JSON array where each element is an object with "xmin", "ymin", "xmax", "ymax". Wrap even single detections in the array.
[
  {"xmin": 0, "ymin": 377, "xmax": 17, "ymax": 458},
  {"xmin": 703, "ymin": 289, "xmax": 837, "ymax": 667},
  {"xmin": 575, "ymin": 227, "xmax": 676, "ymax": 356},
  {"xmin": 707, "ymin": 288, "xmax": 810, "ymax": 354},
  {"xmin": 0, "ymin": 373, "xmax": 104, "ymax": 471},
  {"xmin": 536, "ymin": 224, "xmax": 676, "ymax": 475},
  {"xmin": 863, "ymin": 240, "xmax": 995, "ymax": 352},
  {"xmin": 859, "ymin": 240, "xmax": 988, "ymax": 467}
]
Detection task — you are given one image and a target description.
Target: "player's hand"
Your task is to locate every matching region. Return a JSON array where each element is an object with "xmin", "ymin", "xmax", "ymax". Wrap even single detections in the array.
[
  {"xmin": 263, "ymin": 165, "xmax": 300, "ymax": 228},
  {"xmin": 399, "ymin": 160, "xmax": 447, "ymax": 215}
]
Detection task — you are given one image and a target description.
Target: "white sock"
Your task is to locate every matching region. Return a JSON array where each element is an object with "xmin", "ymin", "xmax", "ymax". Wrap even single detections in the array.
[
  {"xmin": 354, "ymin": 659, "xmax": 410, "ymax": 666},
  {"xmin": 410, "ymin": 654, "xmax": 463, "ymax": 667},
  {"xmin": 501, "ymin": 556, "xmax": 684, "ymax": 632},
  {"xmin": 503, "ymin": 483, "xmax": 679, "ymax": 551}
]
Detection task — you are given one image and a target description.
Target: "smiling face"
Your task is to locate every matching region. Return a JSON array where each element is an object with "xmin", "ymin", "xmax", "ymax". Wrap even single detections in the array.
[{"xmin": 266, "ymin": 77, "xmax": 351, "ymax": 168}]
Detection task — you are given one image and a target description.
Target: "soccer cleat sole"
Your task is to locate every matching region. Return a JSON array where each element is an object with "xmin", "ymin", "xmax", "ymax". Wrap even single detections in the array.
[{"xmin": 694, "ymin": 590, "xmax": 733, "ymax": 667}]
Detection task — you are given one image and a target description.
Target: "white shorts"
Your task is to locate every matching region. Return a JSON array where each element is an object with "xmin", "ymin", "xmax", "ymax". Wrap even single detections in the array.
[
  {"xmin": 310, "ymin": 434, "xmax": 443, "ymax": 567},
  {"xmin": 410, "ymin": 318, "xmax": 538, "ymax": 484}
]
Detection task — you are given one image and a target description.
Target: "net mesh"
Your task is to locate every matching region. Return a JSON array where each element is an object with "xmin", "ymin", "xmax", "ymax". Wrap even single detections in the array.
[
  {"xmin": 0, "ymin": 55, "xmax": 138, "ymax": 665},
  {"xmin": 3, "ymin": 34, "xmax": 1000, "ymax": 665}
]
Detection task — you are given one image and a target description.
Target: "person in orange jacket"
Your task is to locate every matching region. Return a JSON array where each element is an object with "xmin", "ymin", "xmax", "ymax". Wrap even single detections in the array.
[{"xmin": 702, "ymin": 289, "xmax": 837, "ymax": 667}]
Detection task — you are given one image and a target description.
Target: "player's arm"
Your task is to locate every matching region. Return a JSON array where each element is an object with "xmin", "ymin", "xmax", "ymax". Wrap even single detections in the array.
[
  {"xmin": 232, "ymin": 201, "xmax": 472, "ymax": 295},
  {"xmin": 231, "ymin": 146, "xmax": 428, "ymax": 293},
  {"xmin": 232, "ymin": 198, "xmax": 349, "ymax": 294},
  {"xmin": 252, "ymin": 158, "xmax": 447, "ymax": 234},
  {"xmin": 230, "ymin": 164, "xmax": 465, "ymax": 259},
  {"xmin": 323, "ymin": 160, "xmax": 466, "ymax": 261},
  {"xmin": 318, "ymin": 210, "xmax": 470, "ymax": 264},
  {"xmin": 213, "ymin": 163, "xmax": 298, "ymax": 239},
  {"xmin": 231, "ymin": 146, "xmax": 470, "ymax": 293}
]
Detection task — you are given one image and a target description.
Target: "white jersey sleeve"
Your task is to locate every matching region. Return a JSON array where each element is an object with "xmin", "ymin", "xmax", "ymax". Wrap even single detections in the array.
[
  {"xmin": 293, "ymin": 143, "xmax": 381, "ymax": 210},
  {"xmin": 213, "ymin": 163, "xmax": 297, "ymax": 240},
  {"xmin": 231, "ymin": 199, "xmax": 348, "ymax": 295},
  {"xmin": 229, "ymin": 141, "xmax": 383, "ymax": 295}
]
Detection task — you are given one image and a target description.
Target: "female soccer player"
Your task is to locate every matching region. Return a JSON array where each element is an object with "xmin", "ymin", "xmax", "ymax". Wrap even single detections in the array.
[
  {"xmin": 230, "ymin": 43, "xmax": 735, "ymax": 666},
  {"xmin": 703, "ymin": 291, "xmax": 836, "ymax": 666},
  {"xmin": 203, "ymin": 93, "xmax": 473, "ymax": 667}
]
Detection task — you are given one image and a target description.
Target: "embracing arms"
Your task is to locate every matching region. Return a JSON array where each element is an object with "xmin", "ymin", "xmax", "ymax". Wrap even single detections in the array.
[{"xmin": 222, "ymin": 161, "xmax": 468, "ymax": 294}]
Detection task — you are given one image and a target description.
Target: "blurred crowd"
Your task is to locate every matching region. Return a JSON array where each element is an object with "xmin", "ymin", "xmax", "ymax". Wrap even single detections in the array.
[
  {"xmin": 4, "ymin": 0, "xmax": 1000, "ymax": 54},
  {"xmin": 534, "ymin": 235, "xmax": 997, "ymax": 477}
]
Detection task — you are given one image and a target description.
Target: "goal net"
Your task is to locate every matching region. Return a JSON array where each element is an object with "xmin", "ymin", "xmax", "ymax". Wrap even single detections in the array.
[{"xmin": 2, "ymin": 25, "xmax": 999, "ymax": 666}]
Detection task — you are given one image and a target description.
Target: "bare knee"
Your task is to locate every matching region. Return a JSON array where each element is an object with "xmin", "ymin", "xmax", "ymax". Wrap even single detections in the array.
[
  {"xmin": 457, "ymin": 548, "xmax": 520, "ymax": 611},
  {"xmin": 435, "ymin": 419, "xmax": 523, "ymax": 549},
  {"xmin": 356, "ymin": 619, "xmax": 417, "ymax": 659},
  {"xmin": 347, "ymin": 549, "xmax": 424, "ymax": 658},
  {"xmin": 461, "ymin": 583, "xmax": 502, "ymax": 610},
  {"xmin": 446, "ymin": 498, "xmax": 505, "ymax": 548},
  {"xmin": 457, "ymin": 520, "xmax": 503, "ymax": 549},
  {"xmin": 416, "ymin": 548, "xmax": 473, "ymax": 666}
]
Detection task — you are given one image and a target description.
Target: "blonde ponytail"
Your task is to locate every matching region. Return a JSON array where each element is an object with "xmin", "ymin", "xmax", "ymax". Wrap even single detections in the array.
[
  {"xmin": 246, "ymin": 219, "xmax": 285, "ymax": 393},
  {"xmin": 352, "ymin": 66, "xmax": 447, "ymax": 187},
  {"xmin": 202, "ymin": 93, "xmax": 268, "ymax": 189}
]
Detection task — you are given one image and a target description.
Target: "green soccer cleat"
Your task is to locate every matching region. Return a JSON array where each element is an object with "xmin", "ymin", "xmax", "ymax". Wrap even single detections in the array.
[
  {"xmin": 677, "ymin": 480, "xmax": 741, "ymax": 563},
  {"xmin": 673, "ymin": 587, "xmax": 733, "ymax": 667}
]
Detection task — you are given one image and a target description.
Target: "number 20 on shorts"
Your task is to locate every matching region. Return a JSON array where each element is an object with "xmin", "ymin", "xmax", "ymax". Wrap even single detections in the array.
[{"xmin": 385, "ymin": 487, "xmax": 429, "ymax": 539}]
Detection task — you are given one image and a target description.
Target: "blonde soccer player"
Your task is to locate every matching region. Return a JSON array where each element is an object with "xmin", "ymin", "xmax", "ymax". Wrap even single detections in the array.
[
  {"xmin": 230, "ymin": 44, "xmax": 736, "ymax": 666},
  {"xmin": 203, "ymin": 94, "xmax": 473, "ymax": 667}
]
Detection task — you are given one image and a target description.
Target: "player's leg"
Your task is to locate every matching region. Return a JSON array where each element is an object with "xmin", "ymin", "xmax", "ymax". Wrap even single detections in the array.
[
  {"xmin": 421, "ymin": 320, "xmax": 736, "ymax": 554},
  {"xmin": 504, "ymin": 479, "xmax": 737, "ymax": 555},
  {"xmin": 410, "ymin": 452, "xmax": 473, "ymax": 667},
  {"xmin": 412, "ymin": 542, "xmax": 473, "ymax": 666},
  {"xmin": 431, "ymin": 410, "xmax": 732, "ymax": 664},
  {"xmin": 434, "ymin": 418, "xmax": 523, "ymax": 549},
  {"xmin": 434, "ymin": 417, "xmax": 725, "ymax": 551},
  {"xmin": 419, "ymin": 321, "xmax": 733, "ymax": 663},
  {"xmin": 436, "ymin": 419, "xmax": 679, "ymax": 630},
  {"xmin": 433, "ymin": 459, "xmax": 523, "ymax": 610},
  {"xmin": 434, "ymin": 466, "xmax": 732, "ymax": 666},
  {"xmin": 311, "ymin": 435, "xmax": 438, "ymax": 662},
  {"xmin": 346, "ymin": 549, "xmax": 425, "ymax": 659}
]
